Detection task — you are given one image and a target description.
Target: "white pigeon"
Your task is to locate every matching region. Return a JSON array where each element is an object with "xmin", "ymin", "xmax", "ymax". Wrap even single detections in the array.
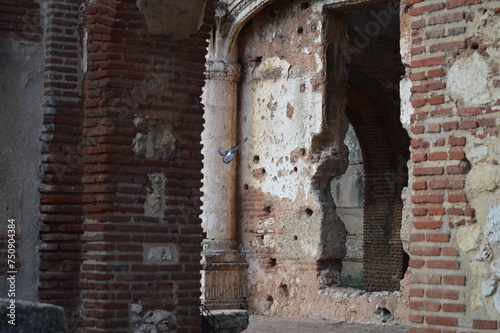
[{"xmin": 218, "ymin": 138, "xmax": 248, "ymax": 163}]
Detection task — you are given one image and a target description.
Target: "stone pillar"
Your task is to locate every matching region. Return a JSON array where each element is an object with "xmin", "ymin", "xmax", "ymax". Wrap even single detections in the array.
[{"xmin": 200, "ymin": 60, "xmax": 247, "ymax": 309}]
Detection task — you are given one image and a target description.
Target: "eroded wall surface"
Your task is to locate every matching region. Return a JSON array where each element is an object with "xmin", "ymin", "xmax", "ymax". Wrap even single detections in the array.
[
  {"xmin": 0, "ymin": 34, "xmax": 43, "ymax": 301},
  {"xmin": 402, "ymin": 0, "xmax": 500, "ymax": 330},
  {"xmin": 233, "ymin": 0, "xmax": 409, "ymax": 323}
]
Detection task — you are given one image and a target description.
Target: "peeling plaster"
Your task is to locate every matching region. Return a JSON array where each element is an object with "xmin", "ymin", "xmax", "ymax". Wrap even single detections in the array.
[{"xmin": 447, "ymin": 52, "xmax": 491, "ymax": 106}]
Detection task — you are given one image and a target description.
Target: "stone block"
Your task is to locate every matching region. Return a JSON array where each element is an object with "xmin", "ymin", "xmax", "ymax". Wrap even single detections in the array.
[{"xmin": 0, "ymin": 299, "xmax": 65, "ymax": 332}]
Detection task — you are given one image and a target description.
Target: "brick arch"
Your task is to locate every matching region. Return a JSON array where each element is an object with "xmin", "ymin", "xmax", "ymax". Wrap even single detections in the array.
[{"xmin": 345, "ymin": 74, "xmax": 410, "ymax": 291}]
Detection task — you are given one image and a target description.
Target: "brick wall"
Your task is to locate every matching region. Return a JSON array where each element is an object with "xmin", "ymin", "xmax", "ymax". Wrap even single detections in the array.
[
  {"xmin": 0, "ymin": 0, "xmax": 41, "ymax": 42},
  {"xmin": 35, "ymin": 0, "xmax": 216, "ymax": 331},
  {"xmin": 39, "ymin": 0, "xmax": 85, "ymax": 330},
  {"xmin": 78, "ymin": 0, "xmax": 215, "ymax": 332},
  {"xmin": 406, "ymin": 0, "xmax": 500, "ymax": 331}
]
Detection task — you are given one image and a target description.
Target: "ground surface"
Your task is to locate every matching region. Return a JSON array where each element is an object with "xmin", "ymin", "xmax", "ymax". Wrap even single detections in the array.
[{"xmin": 242, "ymin": 315, "xmax": 408, "ymax": 333}]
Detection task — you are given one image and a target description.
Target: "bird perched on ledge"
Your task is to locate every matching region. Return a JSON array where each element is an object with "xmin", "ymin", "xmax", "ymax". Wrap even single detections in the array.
[{"xmin": 218, "ymin": 138, "xmax": 248, "ymax": 163}]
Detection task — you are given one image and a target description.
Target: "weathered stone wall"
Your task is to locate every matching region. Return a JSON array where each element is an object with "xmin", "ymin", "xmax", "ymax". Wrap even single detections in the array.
[{"xmin": 402, "ymin": 0, "xmax": 500, "ymax": 331}]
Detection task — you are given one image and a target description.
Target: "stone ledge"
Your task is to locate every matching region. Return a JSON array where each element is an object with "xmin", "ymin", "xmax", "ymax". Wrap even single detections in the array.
[{"xmin": 0, "ymin": 298, "xmax": 66, "ymax": 332}]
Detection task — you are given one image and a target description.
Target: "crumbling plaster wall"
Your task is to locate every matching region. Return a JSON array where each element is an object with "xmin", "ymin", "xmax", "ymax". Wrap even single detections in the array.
[
  {"xmin": 400, "ymin": 0, "xmax": 500, "ymax": 330},
  {"xmin": 235, "ymin": 0, "xmax": 409, "ymax": 324},
  {"xmin": 0, "ymin": 37, "xmax": 44, "ymax": 301}
]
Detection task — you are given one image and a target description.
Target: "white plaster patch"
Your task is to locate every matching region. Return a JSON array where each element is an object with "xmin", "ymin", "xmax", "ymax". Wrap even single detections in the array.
[
  {"xmin": 447, "ymin": 52, "xmax": 491, "ymax": 105},
  {"xmin": 491, "ymin": 259, "xmax": 500, "ymax": 280},
  {"xmin": 495, "ymin": 288, "xmax": 500, "ymax": 314},
  {"xmin": 145, "ymin": 244, "xmax": 179, "ymax": 264},
  {"xmin": 485, "ymin": 203, "xmax": 500, "ymax": 244},
  {"xmin": 314, "ymin": 53, "xmax": 323, "ymax": 73},
  {"xmin": 240, "ymin": 75, "xmax": 321, "ymax": 201},
  {"xmin": 482, "ymin": 280, "xmax": 497, "ymax": 297},
  {"xmin": 466, "ymin": 145, "xmax": 489, "ymax": 164},
  {"xmin": 399, "ymin": 78, "xmax": 413, "ymax": 126}
]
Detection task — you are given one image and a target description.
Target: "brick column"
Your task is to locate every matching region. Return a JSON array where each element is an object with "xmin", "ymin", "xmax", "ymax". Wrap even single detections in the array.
[{"xmin": 200, "ymin": 60, "xmax": 247, "ymax": 309}]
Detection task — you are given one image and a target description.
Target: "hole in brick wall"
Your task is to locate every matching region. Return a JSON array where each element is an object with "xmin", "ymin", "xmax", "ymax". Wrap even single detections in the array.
[
  {"xmin": 244, "ymin": 184, "xmax": 249, "ymax": 190},
  {"xmin": 375, "ymin": 307, "xmax": 393, "ymax": 323},
  {"xmin": 305, "ymin": 208, "xmax": 313, "ymax": 216},
  {"xmin": 293, "ymin": 166, "xmax": 298, "ymax": 172},
  {"xmin": 261, "ymin": 168, "xmax": 266, "ymax": 174},
  {"xmin": 297, "ymin": 26, "xmax": 303, "ymax": 34},
  {"xmin": 269, "ymin": 258, "xmax": 277, "ymax": 267},
  {"xmin": 255, "ymin": 56, "xmax": 263, "ymax": 64},
  {"xmin": 293, "ymin": 235, "xmax": 298, "ymax": 241},
  {"xmin": 266, "ymin": 295, "xmax": 274, "ymax": 307},
  {"xmin": 253, "ymin": 155, "xmax": 260, "ymax": 164},
  {"xmin": 301, "ymin": 2, "xmax": 310, "ymax": 9},
  {"xmin": 279, "ymin": 283, "xmax": 289, "ymax": 298},
  {"xmin": 264, "ymin": 206, "xmax": 272, "ymax": 214},
  {"xmin": 337, "ymin": 2, "xmax": 409, "ymax": 292}
]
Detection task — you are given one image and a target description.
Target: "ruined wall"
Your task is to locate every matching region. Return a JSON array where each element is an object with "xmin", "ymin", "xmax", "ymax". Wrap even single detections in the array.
[
  {"xmin": 0, "ymin": 0, "xmax": 43, "ymax": 301},
  {"xmin": 77, "ymin": 0, "xmax": 215, "ymax": 331},
  {"xmin": 2, "ymin": 0, "xmax": 217, "ymax": 331},
  {"xmin": 402, "ymin": 0, "xmax": 500, "ymax": 331},
  {"xmin": 235, "ymin": 0, "xmax": 409, "ymax": 324}
]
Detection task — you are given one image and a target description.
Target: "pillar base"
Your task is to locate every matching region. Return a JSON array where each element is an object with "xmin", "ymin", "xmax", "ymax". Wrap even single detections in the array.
[{"xmin": 201, "ymin": 239, "xmax": 248, "ymax": 310}]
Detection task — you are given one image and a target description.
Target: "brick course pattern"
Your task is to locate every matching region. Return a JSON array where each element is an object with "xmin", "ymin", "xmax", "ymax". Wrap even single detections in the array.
[
  {"xmin": 406, "ymin": 0, "xmax": 500, "ymax": 331},
  {"xmin": 35, "ymin": 0, "xmax": 216, "ymax": 332}
]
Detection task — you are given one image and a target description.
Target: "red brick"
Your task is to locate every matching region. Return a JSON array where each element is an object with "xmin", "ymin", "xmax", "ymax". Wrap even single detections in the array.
[
  {"xmin": 409, "ymin": 314, "xmax": 424, "ymax": 323},
  {"xmin": 412, "ymin": 195, "xmax": 444, "ymax": 204},
  {"xmin": 426, "ymin": 29, "xmax": 446, "ymax": 39},
  {"xmin": 479, "ymin": 117, "xmax": 497, "ymax": 127},
  {"xmin": 426, "ymin": 260, "xmax": 460, "ymax": 270},
  {"xmin": 426, "ymin": 123, "xmax": 441, "ymax": 133},
  {"xmin": 410, "ymin": 259, "xmax": 425, "ymax": 268},
  {"xmin": 449, "ymin": 137, "xmax": 466, "ymax": 146},
  {"xmin": 459, "ymin": 120, "xmax": 478, "ymax": 129},
  {"xmin": 413, "ymin": 221, "xmax": 443, "ymax": 230},
  {"xmin": 457, "ymin": 107, "xmax": 484, "ymax": 116},
  {"xmin": 409, "ymin": 288, "xmax": 425, "ymax": 297},
  {"xmin": 446, "ymin": 0, "xmax": 482, "ymax": 9},
  {"xmin": 472, "ymin": 319, "xmax": 498, "ymax": 329},
  {"xmin": 413, "ymin": 167, "xmax": 444, "ymax": 175},
  {"xmin": 410, "ymin": 246, "xmax": 441, "ymax": 256},
  {"xmin": 410, "ymin": 300, "xmax": 441, "ymax": 312},
  {"xmin": 426, "ymin": 233, "xmax": 451, "ymax": 242},
  {"xmin": 412, "ymin": 153, "xmax": 427, "ymax": 162},
  {"xmin": 442, "ymin": 303, "xmax": 465, "ymax": 312},
  {"xmin": 411, "ymin": 56, "xmax": 445, "ymax": 68},
  {"xmin": 430, "ymin": 41, "xmax": 466, "ymax": 53},
  {"xmin": 442, "ymin": 121, "xmax": 458, "ymax": 131},
  {"xmin": 413, "ymin": 181, "xmax": 428, "ymax": 190},
  {"xmin": 427, "ymin": 68, "xmax": 445, "ymax": 78},
  {"xmin": 442, "ymin": 247, "xmax": 458, "ymax": 257},
  {"xmin": 448, "ymin": 194, "xmax": 468, "ymax": 203},
  {"xmin": 410, "ymin": 233, "xmax": 425, "ymax": 242},
  {"xmin": 426, "ymin": 315, "xmax": 458, "ymax": 326},
  {"xmin": 428, "ymin": 152, "xmax": 447, "ymax": 160},
  {"xmin": 411, "ymin": 3, "xmax": 445, "ymax": 15},
  {"xmin": 411, "ymin": 274, "xmax": 442, "ymax": 284},
  {"xmin": 428, "ymin": 95, "xmax": 445, "ymax": 105},
  {"xmin": 428, "ymin": 207, "xmax": 445, "ymax": 215},
  {"xmin": 409, "ymin": 329, "xmax": 440, "ymax": 333},
  {"xmin": 428, "ymin": 12, "xmax": 465, "ymax": 25}
]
